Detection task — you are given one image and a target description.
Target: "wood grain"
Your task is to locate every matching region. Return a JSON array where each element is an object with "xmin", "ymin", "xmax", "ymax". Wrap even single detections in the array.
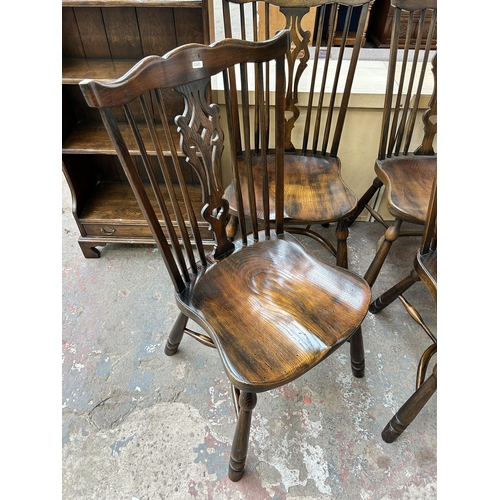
[
  {"xmin": 185, "ymin": 233, "xmax": 370, "ymax": 391},
  {"xmin": 375, "ymin": 155, "xmax": 436, "ymax": 224},
  {"xmin": 224, "ymin": 154, "xmax": 358, "ymax": 224}
]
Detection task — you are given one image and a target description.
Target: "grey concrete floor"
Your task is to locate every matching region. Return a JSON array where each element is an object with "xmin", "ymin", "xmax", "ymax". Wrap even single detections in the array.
[{"xmin": 62, "ymin": 176, "xmax": 437, "ymax": 499}]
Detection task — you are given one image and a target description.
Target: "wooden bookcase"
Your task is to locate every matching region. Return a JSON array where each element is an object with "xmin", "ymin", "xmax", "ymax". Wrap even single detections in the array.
[{"xmin": 62, "ymin": 0, "xmax": 213, "ymax": 258}]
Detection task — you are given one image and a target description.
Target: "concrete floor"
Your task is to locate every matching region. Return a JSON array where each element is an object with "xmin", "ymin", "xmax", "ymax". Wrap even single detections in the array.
[{"xmin": 62, "ymin": 176, "xmax": 437, "ymax": 499}]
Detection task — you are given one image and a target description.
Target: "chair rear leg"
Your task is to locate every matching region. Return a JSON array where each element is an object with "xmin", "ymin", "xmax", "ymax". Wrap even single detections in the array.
[
  {"xmin": 349, "ymin": 328, "xmax": 365, "ymax": 378},
  {"xmin": 381, "ymin": 364, "xmax": 437, "ymax": 443},
  {"xmin": 335, "ymin": 219, "xmax": 349, "ymax": 269},
  {"xmin": 346, "ymin": 177, "xmax": 383, "ymax": 226},
  {"xmin": 228, "ymin": 391, "xmax": 257, "ymax": 482},
  {"xmin": 369, "ymin": 269, "xmax": 420, "ymax": 314},
  {"xmin": 165, "ymin": 311, "xmax": 189, "ymax": 356},
  {"xmin": 364, "ymin": 219, "xmax": 403, "ymax": 287}
]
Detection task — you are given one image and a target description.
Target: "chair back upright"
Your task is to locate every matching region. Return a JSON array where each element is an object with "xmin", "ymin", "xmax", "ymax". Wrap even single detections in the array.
[{"xmin": 79, "ymin": 32, "xmax": 290, "ymax": 293}]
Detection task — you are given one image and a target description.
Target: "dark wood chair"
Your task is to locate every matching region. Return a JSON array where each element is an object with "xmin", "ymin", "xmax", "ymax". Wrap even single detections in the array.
[
  {"xmin": 345, "ymin": 0, "xmax": 437, "ymax": 288},
  {"xmin": 221, "ymin": 0, "xmax": 373, "ymax": 270},
  {"xmin": 79, "ymin": 31, "xmax": 371, "ymax": 482},
  {"xmin": 376, "ymin": 173, "xmax": 437, "ymax": 442}
]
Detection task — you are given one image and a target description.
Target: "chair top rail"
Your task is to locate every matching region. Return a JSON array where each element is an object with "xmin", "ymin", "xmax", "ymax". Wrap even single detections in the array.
[{"xmin": 80, "ymin": 32, "xmax": 290, "ymax": 108}]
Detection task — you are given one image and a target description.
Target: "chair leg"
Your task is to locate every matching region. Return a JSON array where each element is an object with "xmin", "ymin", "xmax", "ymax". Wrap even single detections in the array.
[
  {"xmin": 381, "ymin": 364, "xmax": 437, "ymax": 443},
  {"xmin": 228, "ymin": 391, "xmax": 257, "ymax": 482},
  {"xmin": 335, "ymin": 219, "xmax": 349, "ymax": 269},
  {"xmin": 349, "ymin": 328, "xmax": 365, "ymax": 378},
  {"xmin": 346, "ymin": 177, "xmax": 384, "ymax": 226},
  {"xmin": 284, "ymin": 226, "xmax": 338, "ymax": 257},
  {"xmin": 335, "ymin": 220, "xmax": 366, "ymax": 378},
  {"xmin": 164, "ymin": 311, "xmax": 189, "ymax": 356},
  {"xmin": 369, "ymin": 269, "xmax": 420, "ymax": 314},
  {"xmin": 364, "ymin": 218, "xmax": 403, "ymax": 287}
]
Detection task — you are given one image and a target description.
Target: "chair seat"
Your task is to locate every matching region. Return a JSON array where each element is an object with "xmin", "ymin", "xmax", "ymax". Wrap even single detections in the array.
[
  {"xmin": 375, "ymin": 155, "xmax": 437, "ymax": 224},
  {"xmin": 180, "ymin": 232, "xmax": 371, "ymax": 392},
  {"xmin": 224, "ymin": 154, "xmax": 358, "ymax": 224}
]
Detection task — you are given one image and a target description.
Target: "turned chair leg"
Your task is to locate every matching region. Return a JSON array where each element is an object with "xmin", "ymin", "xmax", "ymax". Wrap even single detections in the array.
[
  {"xmin": 364, "ymin": 218, "xmax": 403, "ymax": 287},
  {"xmin": 349, "ymin": 328, "xmax": 365, "ymax": 378},
  {"xmin": 335, "ymin": 219, "xmax": 349, "ymax": 269},
  {"xmin": 369, "ymin": 269, "xmax": 420, "ymax": 314},
  {"xmin": 382, "ymin": 364, "xmax": 437, "ymax": 443},
  {"xmin": 228, "ymin": 391, "xmax": 257, "ymax": 481},
  {"xmin": 346, "ymin": 177, "xmax": 384, "ymax": 226},
  {"xmin": 335, "ymin": 221, "xmax": 365, "ymax": 378},
  {"xmin": 165, "ymin": 311, "xmax": 189, "ymax": 356}
]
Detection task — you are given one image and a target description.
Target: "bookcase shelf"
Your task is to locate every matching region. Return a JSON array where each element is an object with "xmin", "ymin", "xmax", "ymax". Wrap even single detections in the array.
[{"xmin": 62, "ymin": 0, "xmax": 213, "ymax": 258}]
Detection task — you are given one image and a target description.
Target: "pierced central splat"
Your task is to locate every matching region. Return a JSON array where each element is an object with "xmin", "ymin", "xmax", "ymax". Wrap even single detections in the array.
[
  {"xmin": 175, "ymin": 77, "xmax": 234, "ymax": 259},
  {"xmin": 280, "ymin": 6, "xmax": 311, "ymax": 151}
]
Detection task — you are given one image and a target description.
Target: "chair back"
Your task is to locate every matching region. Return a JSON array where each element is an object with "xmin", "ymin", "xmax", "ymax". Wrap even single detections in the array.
[
  {"xmin": 416, "ymin": 171, "xmax": 437, "ymax": 302},
  {"xmin": 420, "ymin": 172, "xmax": 436, "ymax": 257},
  {"xmin": 222, "ymin": 0, "xmax": 372, "ymax": 158},
  {"xmin": 378, "ymin": 0, "xmax": 437, "ymax": 160},
  {"xmin": 79, "ymin": 31, "xmax": 290, "ymax": 294}
]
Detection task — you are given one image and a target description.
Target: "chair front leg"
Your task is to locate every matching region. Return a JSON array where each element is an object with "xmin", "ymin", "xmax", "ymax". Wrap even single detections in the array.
[
  {"xmin": 335, "ymin": 219, "xmax": 349, "ymax": 269},
  {"xmin": 228, "ymin": 391, "xmax": 257, "ymax": 482},
  {"xmin": 364, "ymin": 218, "xmax": 403, "ymax": 287},
  {"xmin": 349, "ymin": 328, "xmax": 365, "ymax": 378},
  {"xmin": 381, "ymin": 364, "xmax": 437, "ymax": 443},
  {"xmin": 336, "ymin": 220, "xmax": 366, "ymax": 378},
  {"xmin": 346, "ymin": 176, "xmax": 384, "ymax": 226},
  {"xmin": 369, "ymin": 269, "xmax": 420, "ymax": 314},
  {"xmin": 165, "ymin": 311, "xmax": 188, "ymax": 356}
]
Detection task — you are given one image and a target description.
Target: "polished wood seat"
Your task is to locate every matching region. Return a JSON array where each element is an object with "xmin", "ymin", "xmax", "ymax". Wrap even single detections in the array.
[
  {"xmin": 224, "ymin": 154, "xmax": 356, "ymax": 222},
  {"xmin": 80, "ymin": 30, "xmax": 371, "ymax": 481},
  {"xmin": 376, "ymin": 155, "xmax": 436, "ymax": 224},
  {"xmin": 188, "ymin": 234, "xmax": 370, "ymax": 390}
]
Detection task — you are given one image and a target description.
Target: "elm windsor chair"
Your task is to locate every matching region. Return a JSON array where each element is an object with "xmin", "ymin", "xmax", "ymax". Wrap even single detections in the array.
[
  {"xmin": 377, "ymin": 173, "xmax": 437, "ymax": 442},
  {"xmin": 79, "ymin": 31, "xmax": 371, "ymax": 481},
  {"xmin": 346, "ymin": 0, "xmax": 437, "ymax": 289},
  {"xmin": 221, "ymin": 0, "xmax": 373, "ymax": 270}
]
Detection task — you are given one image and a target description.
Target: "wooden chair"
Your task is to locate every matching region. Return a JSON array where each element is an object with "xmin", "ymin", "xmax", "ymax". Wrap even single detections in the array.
[
  {"xmin": 221, "ymin": 0, "xmax": 373, "ymax": 270},
  {"xmin": 79, "ymin": 31, "xmax": 371, "ymax": 482},
  {"xmin": 346, "ymin": 0, "xmax": 437, "ymax": 288},
  {"xmin": 376, "ymin": 173, "xmax": 437, "ymax": 442}
]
